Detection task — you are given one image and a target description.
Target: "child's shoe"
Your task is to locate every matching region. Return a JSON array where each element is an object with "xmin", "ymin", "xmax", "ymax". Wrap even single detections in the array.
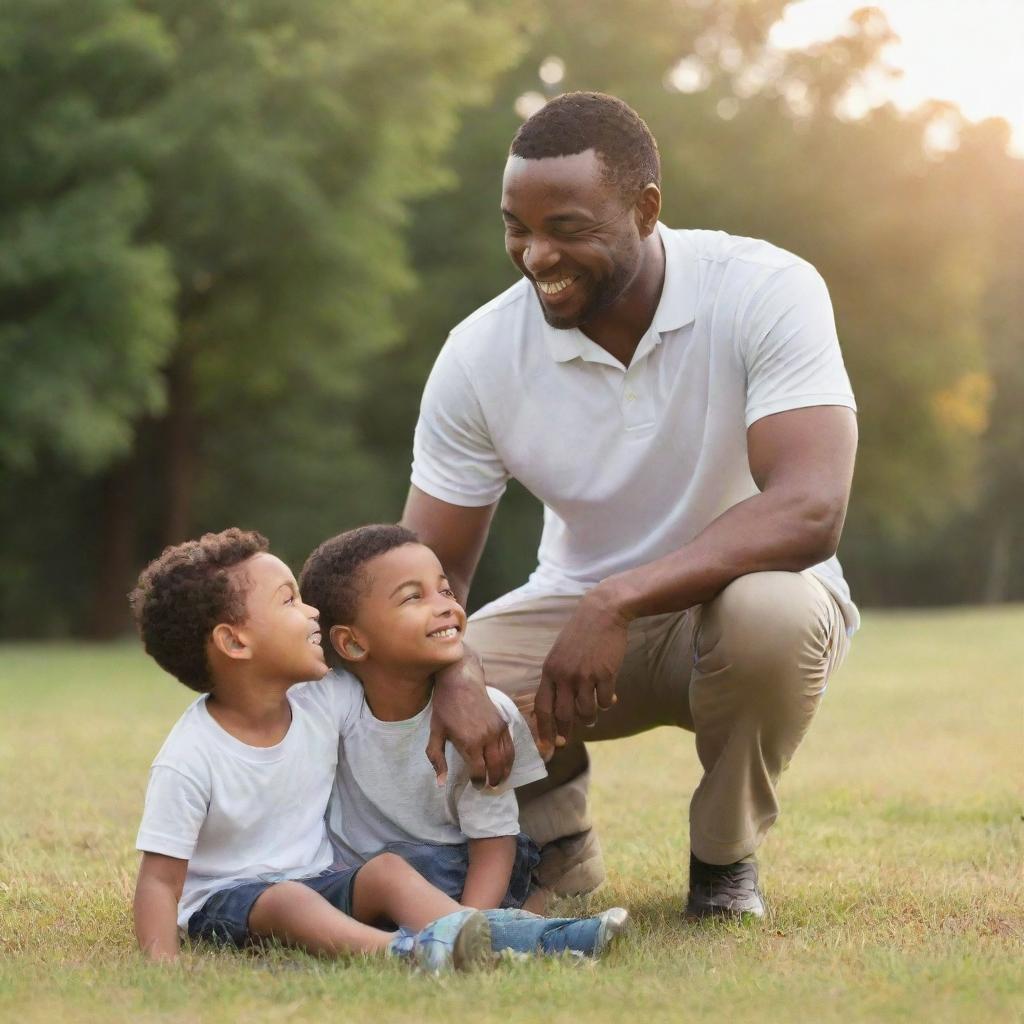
[
  {"xmin": 388, "ymin": 909, "xmax": 492, "ymax": 972},
  {"xmin": 483, "ymin": 906, "xmax": 630, "ymax": 957}
]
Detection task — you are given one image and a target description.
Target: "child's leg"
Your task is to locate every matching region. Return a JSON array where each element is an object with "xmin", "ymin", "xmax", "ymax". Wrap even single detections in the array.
[
  {"xmin": 248, "ymin": 880, "xmax": 393, "ymax": 956},
  {"xmin": 351, "ymin": 852, "xmax": 465, "ymax": 931}
]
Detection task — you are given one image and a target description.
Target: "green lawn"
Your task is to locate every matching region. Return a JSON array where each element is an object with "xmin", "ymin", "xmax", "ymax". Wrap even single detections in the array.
[{"xmin": 1, "ymin": 607, "xmax": 1022, "ymax": 1023}]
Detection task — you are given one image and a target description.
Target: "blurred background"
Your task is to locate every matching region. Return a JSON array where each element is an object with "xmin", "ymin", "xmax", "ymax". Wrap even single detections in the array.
[{"xmin": 1, "ymin": 0, "xmax": 1021, "ymax": 639}]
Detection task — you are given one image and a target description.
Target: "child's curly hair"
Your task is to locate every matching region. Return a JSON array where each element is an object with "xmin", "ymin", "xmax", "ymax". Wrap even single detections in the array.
[
  {"xmin": 299, "ymin": 524, "xmax": 418, "ymax": 668},
  {"xmin": 129, "ymin": 528, "xmax": 269, "ymax": 692}
]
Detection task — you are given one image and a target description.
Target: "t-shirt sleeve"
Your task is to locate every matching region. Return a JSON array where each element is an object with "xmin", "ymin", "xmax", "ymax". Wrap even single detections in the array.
[
  {"xmin": 135, "ymin": 766, "xmax": 209, "ymax": 861},
  {"xmin": 487, "ymin": 688, "xmax": 547, "ymax": 790},
  {"xmin": 741, "ymin": 261, "xmax": 857, "ymax": 428},
  {"xmin": 450, "ymin": 690, "xmax": 547, "ymax": 840},
  {"xmin": 410, "ymin": 340, "xmax": 510, "ymax": 507}
]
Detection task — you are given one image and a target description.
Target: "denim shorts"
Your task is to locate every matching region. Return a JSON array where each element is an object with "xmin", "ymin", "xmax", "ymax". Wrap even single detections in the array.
[
  {"xmin": 187, "ymin": 865, "xmax": 362, "ymax": 947},
  {"xmin": 377, "ymin": 832, "xmax": 539, "ymax": 909}
]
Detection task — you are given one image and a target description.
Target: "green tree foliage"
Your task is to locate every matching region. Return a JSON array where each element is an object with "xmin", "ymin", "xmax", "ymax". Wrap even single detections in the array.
[
  {"xmin": 0, "ymin": 1, "xmax": 177, "ymax": 471},
  {"xmin": 0, "ymin": 0, "xmax": 530, "ymax": 634}
]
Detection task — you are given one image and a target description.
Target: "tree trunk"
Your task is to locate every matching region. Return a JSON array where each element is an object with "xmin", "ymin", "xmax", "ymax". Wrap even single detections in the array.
[
  {"xmin": 162, "ymin": 353, "xmax": 197, "ymax": 546},
  {"xmin": 87, "ymin": 455, "xmax": 140, "ymax": 639},
  {"xmin": 981, "ymin": 510, "xmax": 1013, "ymax": 604}
]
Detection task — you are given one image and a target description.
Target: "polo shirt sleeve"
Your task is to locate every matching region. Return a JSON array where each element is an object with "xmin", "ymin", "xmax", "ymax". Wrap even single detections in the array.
[
  {"xmin": 411, "ymin": 341, "xmax": 510, "ymax": 507},
  {"xmin": 741, "ymin": 261, "xmax": 857, "ymax": 428}
]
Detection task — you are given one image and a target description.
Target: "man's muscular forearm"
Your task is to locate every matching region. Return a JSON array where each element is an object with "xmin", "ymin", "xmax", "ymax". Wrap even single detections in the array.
[
  {"xmin": 593, "ymin": 481, "xmax": 844, "ymax": 623},
  {"xmin": 595, "ymin": 405, "xmax": 856, "ymax": 622},
  {"xmin": 533, "ymin": 406, "xmax": 857, "ymax": 747},
  {"xmin": 428, "ymin": 645, "xmax": 515, "ymax": 786}
]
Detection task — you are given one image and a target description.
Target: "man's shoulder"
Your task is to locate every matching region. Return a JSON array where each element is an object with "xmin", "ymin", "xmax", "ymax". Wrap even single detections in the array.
[
  {"xmin": 445, "ymin": 278, "xmax": 534, "ymax": 353},
  {"xmin": 668, "ymin": 226, "xmax": 810, "ymax": 275}
]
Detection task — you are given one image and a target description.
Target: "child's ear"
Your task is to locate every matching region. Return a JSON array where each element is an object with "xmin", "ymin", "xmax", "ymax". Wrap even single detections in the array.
[
  {"xmin": 211, "ymin": 623, "xmax": 252, "ymax": 662},
  {"xmin": 331, "ymin": 624, "xmax": 368, "ymax": 663}
]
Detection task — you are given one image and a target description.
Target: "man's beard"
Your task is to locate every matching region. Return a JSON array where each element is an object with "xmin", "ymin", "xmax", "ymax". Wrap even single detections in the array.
[{"xmin": 540, "ymin": 257, "xmax": 637, "ymax": 331}]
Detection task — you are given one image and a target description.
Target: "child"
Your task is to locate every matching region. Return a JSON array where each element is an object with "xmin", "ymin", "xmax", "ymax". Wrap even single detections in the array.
[
  {"xmin": 130, "ymin": 528, "xmax": 492, "ymax": 971},
  {"xmin": 299, "ymin": 524, "xmax": 630, "ymax": 955}
]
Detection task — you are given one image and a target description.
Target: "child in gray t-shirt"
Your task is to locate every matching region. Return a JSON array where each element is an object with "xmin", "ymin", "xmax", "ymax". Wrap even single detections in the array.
[{"xmin": 300, "ymin": 525, "xmax": 547, "ymax": 910}]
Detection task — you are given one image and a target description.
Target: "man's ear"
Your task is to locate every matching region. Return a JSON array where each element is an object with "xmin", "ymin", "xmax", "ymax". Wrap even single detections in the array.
[
  {"xmin": 331, "ymin": 624, "xmax": 368, "ymax": 663},
  {"xmin": 635, "ymin": 182, "xmax": 662, "ymax": 238},
  {"xmin": 211, "ymin": 622, "xmax": 252, "ymax": 662}
]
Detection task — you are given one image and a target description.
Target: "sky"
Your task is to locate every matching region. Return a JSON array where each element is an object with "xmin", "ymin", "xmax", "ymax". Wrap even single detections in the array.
[{"xmin": 769, "ymin": 0, "xmax": 1024, "ymax": 155}]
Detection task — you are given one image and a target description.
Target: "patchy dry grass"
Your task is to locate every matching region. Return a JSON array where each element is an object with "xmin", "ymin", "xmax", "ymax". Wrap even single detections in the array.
[{"xmin": 1, "ymin": 607, "xmax": 1022, "ymax": 1023}]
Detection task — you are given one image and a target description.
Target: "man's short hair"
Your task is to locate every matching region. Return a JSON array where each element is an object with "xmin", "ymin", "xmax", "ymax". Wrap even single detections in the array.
[
  {"xmin": 299, "ymin": 524, "xmax": 419, "ymax": 669},
  {"xmin": 129, "ymin": 528, "xmax": 268, "ymax": 692},
  {"xmin": 510, "ymin": 91, "xmax": 661, "ymax": 200}
]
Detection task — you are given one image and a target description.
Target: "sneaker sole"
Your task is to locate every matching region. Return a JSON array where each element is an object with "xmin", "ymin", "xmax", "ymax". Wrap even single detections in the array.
[
  {"xmin": 452, "ymin": 911, "xmax": 493, "ymax": 971},
  {"xmin": 593, "ymin": 907, "xmax": 630, "ymax": 956},
  {"xmin": 684, "ymin": 901, "xmax": 765, "ymax": 922}
]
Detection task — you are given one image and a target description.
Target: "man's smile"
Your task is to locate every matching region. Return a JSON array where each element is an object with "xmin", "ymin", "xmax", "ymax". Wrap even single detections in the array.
[{"xmin": 535, "ymin": 276, "xmax": 578, "ymax": 295}]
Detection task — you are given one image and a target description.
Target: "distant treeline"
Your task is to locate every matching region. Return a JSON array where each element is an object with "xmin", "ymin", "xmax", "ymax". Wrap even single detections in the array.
[{"xmin": 1, "ymin": 0, "xmax": 1021, "ymax": 637}]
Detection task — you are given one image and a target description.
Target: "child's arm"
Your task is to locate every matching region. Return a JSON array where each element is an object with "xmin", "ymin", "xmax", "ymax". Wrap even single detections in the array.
[
  {"xmin": 133, "ymin": 852, "xmax": 188, "ymax": 962},
  {"xmin": 461, "ymin": 835, "xmax": 516, "ymax": 909}
]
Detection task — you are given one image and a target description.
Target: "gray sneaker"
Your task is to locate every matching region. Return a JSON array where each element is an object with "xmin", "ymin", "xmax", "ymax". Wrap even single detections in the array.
[{"xmin": 685, "ymin": 853, "xmax": 766, "ymax": 920}]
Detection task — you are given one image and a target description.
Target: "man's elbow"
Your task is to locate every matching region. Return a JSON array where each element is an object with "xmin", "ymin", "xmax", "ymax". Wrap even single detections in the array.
[{"xmin": 799, "ymin": 495, "xmax": 848, "ymax": 564}]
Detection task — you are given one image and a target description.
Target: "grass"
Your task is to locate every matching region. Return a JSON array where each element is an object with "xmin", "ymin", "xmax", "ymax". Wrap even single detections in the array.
[{"xmin": 1, "ymin": 606, "xmax": 1022, "ymax": 1023}]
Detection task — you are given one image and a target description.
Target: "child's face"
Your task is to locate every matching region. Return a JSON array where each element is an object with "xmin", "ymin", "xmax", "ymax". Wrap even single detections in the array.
[
  {"xmin": 344, "ymin": 543, "xmax": 466, "ymax": 672},
  {"xmin": 231, "ymin": 553, "xmax": 328, "ymax": 683}
]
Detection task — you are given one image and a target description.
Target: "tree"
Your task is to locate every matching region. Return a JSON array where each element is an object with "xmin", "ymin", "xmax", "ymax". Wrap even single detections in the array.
[{"xmin": 0, "ymin": 0, "xmax": 531, "ymax": 636}]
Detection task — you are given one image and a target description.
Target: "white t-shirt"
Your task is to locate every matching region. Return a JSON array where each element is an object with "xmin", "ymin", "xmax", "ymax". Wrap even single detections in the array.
[
  {"xmin": 136, "ymin": 677, "xmax": 348, "ymax": 930},
  {"xmin": 412, "ymin": 224, "xmax": 860, "ymax": 633},
  {"xmin": 326, "ymin": 670, "xmax": 547, "ymax": 866}
]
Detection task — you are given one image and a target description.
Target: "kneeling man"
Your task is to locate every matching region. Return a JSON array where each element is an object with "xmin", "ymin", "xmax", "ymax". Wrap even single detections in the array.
[{"xmin": 402, "ymin": 91, "xmax": 858, "ymax": 919}]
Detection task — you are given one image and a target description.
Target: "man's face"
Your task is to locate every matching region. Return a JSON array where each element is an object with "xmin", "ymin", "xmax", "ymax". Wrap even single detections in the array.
[
  {"xmin": 501, "ymin": 149, "xmax": 643, "ymax": 330},
  {"xmin": 233, "ymin": 553, "xmax": 328, "ymax": 684}
]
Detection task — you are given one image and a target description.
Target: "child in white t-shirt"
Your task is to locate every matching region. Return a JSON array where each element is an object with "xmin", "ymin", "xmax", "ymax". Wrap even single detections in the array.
[
  {"xmin": 299, "ymin": 525, "xmax": 630, "ymax": 956},
  {"xmin": 130, "ymin": 528, "xmax": 492, "ymax": 971}
]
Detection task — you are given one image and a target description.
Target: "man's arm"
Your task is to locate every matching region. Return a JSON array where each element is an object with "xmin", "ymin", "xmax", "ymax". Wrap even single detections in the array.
[
  {"xmin": 461, "ymin": 835, "xmax": 517, "ymax": 909},
  {"xmin": 401, "ymin": 486, "xmax": 515, "ymax": 787},
  {"xmin": 133, "ymin": 852, "xmax": 187, "ymax": 962},
  {"xmin": 401, "ymin": 486, "xmax": 497, "ymax": 608},
  {"xmin": 534, "ymin": 405, "xmax": 858, "ymax": 748}
]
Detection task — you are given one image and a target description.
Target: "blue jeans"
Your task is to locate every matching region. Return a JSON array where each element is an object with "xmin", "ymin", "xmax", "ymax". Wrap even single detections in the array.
[
  {"xmin": 187, "ymin": 865, "xmax": 362, "ymax": 947},
  {"xmin": 379, "ymin": 833, "xmax": 539, "ymax": 909}
]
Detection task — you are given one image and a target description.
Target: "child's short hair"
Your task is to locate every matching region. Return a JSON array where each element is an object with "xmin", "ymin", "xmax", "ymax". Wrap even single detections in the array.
[
  {"xmin": 299, "ymin": 524, "xmax": 418, "ymax": 668},
  {"xmin": 129, "ymin": 528, "xmax": 269, "ymax": 692}
]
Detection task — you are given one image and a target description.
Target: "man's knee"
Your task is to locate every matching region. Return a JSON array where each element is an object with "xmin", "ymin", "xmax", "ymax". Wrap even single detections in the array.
[{"xmin": 697, "ymin": 571, "xmax": 835, "ymax": 688}]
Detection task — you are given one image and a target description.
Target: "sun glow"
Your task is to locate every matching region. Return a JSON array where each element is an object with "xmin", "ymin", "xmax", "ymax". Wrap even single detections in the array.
[{"xmin": 770, "ymin": 0, "xmax": 1024, "ymax": 155}]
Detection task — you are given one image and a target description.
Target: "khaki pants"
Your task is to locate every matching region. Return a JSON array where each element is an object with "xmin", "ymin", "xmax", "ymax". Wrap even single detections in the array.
[{"xmin": 466, "ymin": 570, "xmax": 850, "ymax": 869}]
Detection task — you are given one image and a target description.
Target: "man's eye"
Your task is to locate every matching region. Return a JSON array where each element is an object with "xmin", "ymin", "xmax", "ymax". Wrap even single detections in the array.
[
  {"xmin": 401, "ymin": 593, "xmax": 421, "ymax": 604},
  {"xmin": 504, "ymin": 223, "xmax": 527, "ymax": 236}
]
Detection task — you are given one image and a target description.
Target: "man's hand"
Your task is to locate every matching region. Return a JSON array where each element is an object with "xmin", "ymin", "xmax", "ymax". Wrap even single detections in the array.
[
  {"xmin": 427, "ymin": 648, "xmax": 515, "ymax": 787},
  {"xmin": 535, "ymin": 589, "xmax": 627, "ymax": 752}
]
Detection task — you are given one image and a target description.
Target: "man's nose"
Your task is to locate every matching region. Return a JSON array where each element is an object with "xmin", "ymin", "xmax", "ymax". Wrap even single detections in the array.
[{"xmin": 522, "ymin": 237, "xmax": 559, "ymax": 275}]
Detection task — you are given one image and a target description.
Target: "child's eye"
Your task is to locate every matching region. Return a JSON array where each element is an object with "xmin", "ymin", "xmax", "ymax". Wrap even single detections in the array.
[
  {"xmin": 284, "ymin": 595, "xmax": 295, "ymax": 604},
  {"xmin": 441, "ymin": 588, "xmax": 455, "ymax": 598},
  {"xmin": 401, "ymin": 592, "xmax": 421, "ymax": 604}
]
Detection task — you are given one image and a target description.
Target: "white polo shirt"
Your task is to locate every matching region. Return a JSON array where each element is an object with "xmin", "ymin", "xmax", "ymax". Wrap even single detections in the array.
[{"xmin": 411, "ymin": 224, "xmax": 859, "ymax": 633}]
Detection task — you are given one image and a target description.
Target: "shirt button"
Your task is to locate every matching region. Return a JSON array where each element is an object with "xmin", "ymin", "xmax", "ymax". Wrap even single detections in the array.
[{"xmin": 625, "ymin": 391, "xmax": 637, "ymax": 402}]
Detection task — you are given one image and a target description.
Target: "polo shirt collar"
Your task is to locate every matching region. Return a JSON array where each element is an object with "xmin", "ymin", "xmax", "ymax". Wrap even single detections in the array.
[{"xmin": 539, "ymin": 222, "xmax": 699, "ymax": 365}]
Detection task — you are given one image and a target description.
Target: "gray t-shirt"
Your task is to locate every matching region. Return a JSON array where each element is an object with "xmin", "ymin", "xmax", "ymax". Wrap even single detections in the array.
[{"xmin": 325, "ymin": 670, "xmax": 547, "ymax": 866}]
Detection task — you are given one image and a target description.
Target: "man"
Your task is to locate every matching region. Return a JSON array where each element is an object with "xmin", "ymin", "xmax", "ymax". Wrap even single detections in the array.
[{"xmin": 404, "ymin": 92, "xmax": 858, "ymax": 919}]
